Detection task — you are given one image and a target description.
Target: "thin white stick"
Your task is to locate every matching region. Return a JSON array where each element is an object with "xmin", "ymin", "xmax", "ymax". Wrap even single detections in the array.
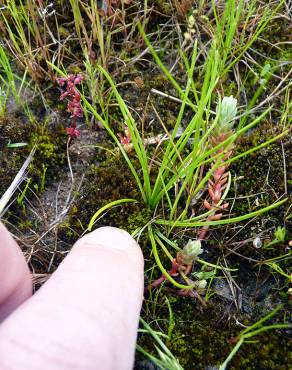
[{"xmin": 0, "ymin": 146, "xmax": 36, "ymax": 217}]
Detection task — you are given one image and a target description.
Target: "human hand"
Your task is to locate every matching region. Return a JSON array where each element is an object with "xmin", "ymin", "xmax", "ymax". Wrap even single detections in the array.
[{"xmin": 0, "ymin": 222, "xmax": 144, "ymax": 370}]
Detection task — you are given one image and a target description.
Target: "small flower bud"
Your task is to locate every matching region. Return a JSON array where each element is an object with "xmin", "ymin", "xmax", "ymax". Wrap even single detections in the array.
[
  {"xmin": 216, "ymin": 96, "xmax": 237, "ymax": 132},
  {"xmin": 188, "ymin": 15, "xmax": 195, "ymax": 28},
  {"xmin": 184, "ymin": 32, "xmax": 192, "ymax": 41},
  {"xmin": 194, "ymin": 279, "xmax": 207, "ymax": 290},
  {"xmin": 179, "ymin": 239, "xmax": 203, "ymax": 265}
]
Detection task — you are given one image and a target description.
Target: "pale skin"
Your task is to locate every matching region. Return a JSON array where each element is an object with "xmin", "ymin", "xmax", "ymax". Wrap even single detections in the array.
[{"xmin": 0, "ymin": 222, "xmax": 144, "ymax": 370}]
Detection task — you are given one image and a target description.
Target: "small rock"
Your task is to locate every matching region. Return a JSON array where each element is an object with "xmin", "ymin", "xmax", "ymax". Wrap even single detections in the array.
[
  {"xmin": 213, "ymin": 280, "xmax": 234, "ymax": 302},
  {"xmin": 253, "ymin": 237, "xmax": 262, "ymax": 249}
]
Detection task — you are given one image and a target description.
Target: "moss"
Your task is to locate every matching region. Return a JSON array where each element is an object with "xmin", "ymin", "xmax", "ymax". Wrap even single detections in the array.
[
  {"xmin": 17, "ymin": 218, "xmax": 33, "ymax": 231},
  {"xmin": 0, "ymin": 114, "xmax": 69, "ymax": 235},
  {"xmin": 237, "ymin": 8, "xmax": 292, "ymax": 108},
  {"xmin": 66, "ymin": 154, "xmax": 145, "ymax": 238},
  {"xmin": 0, "ymin": 114, "xmax": 67, "ymax": 189},
  {"xmin": 137, "ymin": 298, "xmax": 291, "ymax": 370},
  {"xmin": 0, "ymin": 116, "xmax": 31, "ymax": 194},
  {"xmin": 28, "ymin": 122, "xmax": 67, "ymax": 181},
  {"xmin": 229, "ymin": 122, "xmax": 291, "ymax": 243},
  {"xmin": 126, "ymin": 208, "xmax": 152, "ymax": 234},
  {"xmin": 151, "ymin": 0, "xmax": 173, "ymax": 15}
]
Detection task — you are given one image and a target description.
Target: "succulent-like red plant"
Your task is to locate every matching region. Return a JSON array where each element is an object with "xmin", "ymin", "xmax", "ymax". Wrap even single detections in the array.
[
  {"xmin": 118, "ymin": 126, "xmax": 132, "ymax": 148},
  {"xmin": 198, "ymin": 147, "xmax": 232, "ymax": 240},
  {"xmin": 57, "ymin": 74, "xmax": 83, "ymax": 140},
  {"xmin": 145, "ymin": 240, "xmax": 203, "ymax": 293},
  {"xmin": 198, "ymin": 96, "xmax": 237, "ymax": 240}
]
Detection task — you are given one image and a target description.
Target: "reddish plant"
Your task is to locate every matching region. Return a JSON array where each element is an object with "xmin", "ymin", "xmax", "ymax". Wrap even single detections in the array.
[
  {"xmin": 118, "ymin": 126, "xmax": 132, "ymax": 147},
  {"xmin": 145, "ymin": 240, "xmax": 203, "ymax": 299},
  {"xmin": 198, "ymin": 141, "xmax": 232, "ymax": 240},
  {"xmin": 198, "ymin": 96, "xmax": 237, "ymax": 240},
  {"xmin": 57, "ymin": 74, "xmax": 83, "ymax": 140},
  {"xmin": 145, "ymin": 258, "xmax": 190, "ymax": 291}
]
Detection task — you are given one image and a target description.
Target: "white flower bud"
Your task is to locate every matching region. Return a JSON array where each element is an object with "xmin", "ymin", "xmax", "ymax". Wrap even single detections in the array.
[
  {"xmin": 180, "ymin": 239, "xmax": 203, "ymax": 264},
  {"xmin": 216, "ymin": 96, "xmax": 237, "ymax": 131},
  {"xmin": 184, "ymin": 32, "xmax": 192, "ymax": 41},
  {"xmin": 195, "ymin": 279, "xmax": 207, "ymax": 290},
  {"xmin": 188, "ymin": 15, "xmax": 195, "ymax": 28}
]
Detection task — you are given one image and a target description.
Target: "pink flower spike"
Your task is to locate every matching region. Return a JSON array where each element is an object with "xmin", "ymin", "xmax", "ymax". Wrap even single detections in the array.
[
  {"xmin": 57, "ymin": 77, "xmax": 66, "ymax": 86},
  {"xmin": 74, "ymin": 74, "xmax": 83, "ymax": 84},
  {"xmin": 60, "ymin": 91, "xmax": 69, "ymax": 100},
  {"xmin": 74, "ymin": 92, "xmax": 81, "ymax": 101},
  {"xmin": 57, "ymin": 73, "xmax": 84, "ymax": 141},
  {"xmin": 66, "ymin": 127, "xmax": 80, "ymax": 139},
  {"xmin": 68, "ymin": 74, "xmax": 75, "ymax": 82}
]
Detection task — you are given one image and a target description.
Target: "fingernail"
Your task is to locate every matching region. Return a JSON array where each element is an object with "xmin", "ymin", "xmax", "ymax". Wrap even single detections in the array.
[{"xmin": 83, "ymin": 226, "xmax": 137, "ymax": 251}]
